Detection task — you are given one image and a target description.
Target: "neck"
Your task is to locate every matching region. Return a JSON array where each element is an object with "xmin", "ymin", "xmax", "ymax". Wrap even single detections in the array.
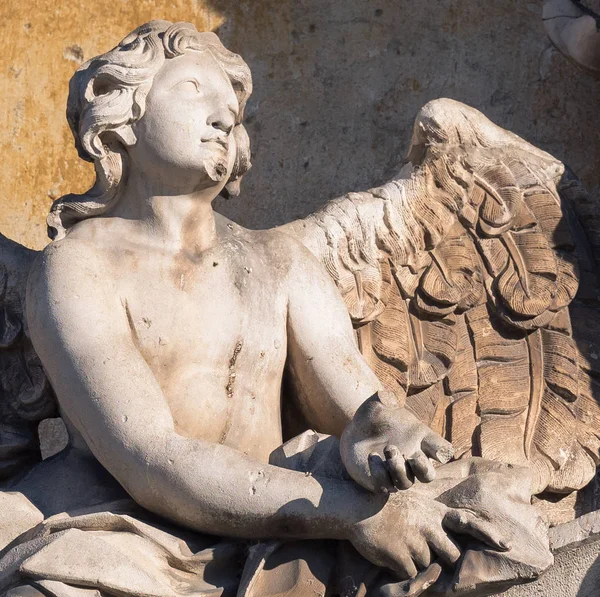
[{"xmin": 113, "ymin": 168, "xmax": 220, "ymax": 255}]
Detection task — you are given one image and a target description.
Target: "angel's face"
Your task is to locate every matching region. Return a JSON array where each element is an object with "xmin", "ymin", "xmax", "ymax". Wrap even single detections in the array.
[{"xmin": 129, "ymin": 50, "xmax": 240, "ymax": 193}]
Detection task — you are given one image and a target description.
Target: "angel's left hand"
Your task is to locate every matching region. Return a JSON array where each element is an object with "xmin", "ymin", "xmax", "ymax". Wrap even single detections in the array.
[{"xmin": 340, "ymin": 392, "xmax": 454, "ymax": 493}]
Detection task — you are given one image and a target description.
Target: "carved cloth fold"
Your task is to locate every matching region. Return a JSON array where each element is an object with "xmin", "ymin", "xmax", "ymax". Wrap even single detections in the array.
[{"xmin": 0, "ymin": 432, "xmax": 552, "ymax": 597}]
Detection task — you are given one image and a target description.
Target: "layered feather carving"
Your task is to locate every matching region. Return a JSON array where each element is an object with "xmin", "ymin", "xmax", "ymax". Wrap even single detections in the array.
[{"xmin": 283, "ymin": 98, "xmax": 600, "ymax": 495}]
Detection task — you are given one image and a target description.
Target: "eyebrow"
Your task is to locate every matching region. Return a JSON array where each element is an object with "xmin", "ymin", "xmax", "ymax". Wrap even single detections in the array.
[{"xmin": 163, "ymin": 63, "xmax": 240, "ymax": 109}]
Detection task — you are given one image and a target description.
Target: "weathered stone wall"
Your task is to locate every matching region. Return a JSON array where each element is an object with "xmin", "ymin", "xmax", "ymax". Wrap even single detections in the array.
[{"xmin": 1, "ymin": 0, "xmax": 599, "ymax": 250}]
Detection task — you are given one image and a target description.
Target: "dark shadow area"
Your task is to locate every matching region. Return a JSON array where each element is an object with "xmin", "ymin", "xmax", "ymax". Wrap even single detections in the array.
[
  {"xmin": 196, "ymin": 0, "xmax": 600, "ymax": 231},
  {"xmin": 579, "ymin": 550, "xmax": 600, "ymax": 596},
  {"xmin": 561, "ymin": 168, "xmax": 600, "ymax": 515}
]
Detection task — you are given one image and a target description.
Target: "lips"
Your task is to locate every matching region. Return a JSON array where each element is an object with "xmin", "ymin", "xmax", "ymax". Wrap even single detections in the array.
[{"xmin": 203, "ymin": 137, "xmax": 229, "ymax": 152}]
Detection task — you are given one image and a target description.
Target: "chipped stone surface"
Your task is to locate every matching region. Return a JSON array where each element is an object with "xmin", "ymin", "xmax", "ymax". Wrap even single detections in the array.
[
  {"xmin": 39, "ymin": 418, "xmax": 68, "ymax": 460},
  {"xmin": 501, "ymin": 514, "xmax": 600, "ymax": 596},
  {"xmin": 549, "ymin": 508, "xmax": 600, "ymax": 553}
]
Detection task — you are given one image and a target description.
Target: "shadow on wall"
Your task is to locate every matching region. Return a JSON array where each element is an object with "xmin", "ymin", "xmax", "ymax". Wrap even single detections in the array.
[
  {"xmin": 196, "ymin": 0, "xmax": 600, "ymax": 231},
  {"xmin": 563, "ymin": 167, "xmax": 600, "ymax": 516},
  {"xmin": 577, "ymin": 556, "xmax": 600, "ymax": 597},
  {"xmin": 579, "ymin": 553, "xmax": 600, "ymax": 596}
]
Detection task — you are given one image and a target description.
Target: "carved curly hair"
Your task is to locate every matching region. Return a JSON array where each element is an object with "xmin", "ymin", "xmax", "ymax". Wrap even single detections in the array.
[{"xmin": 48, "ymin": 20, "xmax": 253, "ymax": 240}]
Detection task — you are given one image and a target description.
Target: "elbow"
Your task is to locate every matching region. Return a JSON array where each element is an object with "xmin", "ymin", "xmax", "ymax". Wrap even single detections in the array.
[
  {"xmin": 91, "ymin": 431, "xmax": 172, "ymax": 510},
  {"xmin": 112, "ymin": 451, "xmax": 176, "ymax": 518}
]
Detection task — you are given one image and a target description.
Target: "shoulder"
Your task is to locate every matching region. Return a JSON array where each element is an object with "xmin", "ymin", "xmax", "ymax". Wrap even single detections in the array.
[
  {"xmin": 216, "ymin": 212, "xmax": 309, "ymax": 268},
  {"xmin": 27, "ymin": 235, "xmax": 116, "ymax": 313},
  {"xmin": 238, "ymin": 226, "xmax": 324, "ymax": 276},
  {"xmin": 26, "ymin": 235, "xmax": 130, "ymax": 351},
  {"xmin": 239, "ymin": 228, "xmax": 343, "ymax": 309},
  {"xmin": 32, "ymin": 235, "xmax": 107, "ymax": 281}
]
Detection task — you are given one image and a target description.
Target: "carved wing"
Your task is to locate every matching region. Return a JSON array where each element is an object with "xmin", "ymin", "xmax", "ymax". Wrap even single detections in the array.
[
  {"xmin": 0, "ymin": 234, "xmax": 55, "ymax": 479},
  {"xmin": 280, "ymin": 98, "xmax": 600, "ymax": 495}
]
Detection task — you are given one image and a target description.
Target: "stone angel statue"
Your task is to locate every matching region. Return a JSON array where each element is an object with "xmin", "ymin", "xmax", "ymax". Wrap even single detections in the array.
[{"xmin": 0, "ymin": 19, "xmax": 598, "ymax": 597}]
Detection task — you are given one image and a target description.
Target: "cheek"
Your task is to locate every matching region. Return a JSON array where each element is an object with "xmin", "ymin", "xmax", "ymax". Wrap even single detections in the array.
[
  {"xmin": 132, "ymin": 94, "xmax": 239, "ymax": 180},
  {"xmin": 136, "ymin": 115, "xmax": 216, "ymax": 170},
  {"xmin": 139, "ymin": 95, "xmax": 208, "ymax": 141},
  {"xmin": 137, "ymin": 101, "xmax": 209, "ymax": 159}
]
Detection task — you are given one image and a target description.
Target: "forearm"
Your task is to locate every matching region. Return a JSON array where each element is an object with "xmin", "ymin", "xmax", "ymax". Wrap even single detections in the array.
[
  {"xmin": 283, "ymin": 240, "xmax": 383, "ymax": 437},
  {"xmin": 114, "ymin": 433, "xmax": 385, "ymax": 540},
  {"xmin": 286, "ymin": 338, "xmax": 382, "ymax": 436}
]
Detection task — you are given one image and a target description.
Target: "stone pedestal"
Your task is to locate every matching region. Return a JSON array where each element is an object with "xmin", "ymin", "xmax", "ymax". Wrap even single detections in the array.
[{"xmin": 502, "ymin": 511, "xmax": 600, "ymax": 597}]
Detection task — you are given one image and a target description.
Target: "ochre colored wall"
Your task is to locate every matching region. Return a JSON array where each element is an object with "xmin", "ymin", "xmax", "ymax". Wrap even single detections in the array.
[
  {"xmin": 0, "ymin": 0, "xmax": 224, "ymax": 249},
  {"xmin": 1, "ymin": 1, "xmax": 600, "ymax": 250}
]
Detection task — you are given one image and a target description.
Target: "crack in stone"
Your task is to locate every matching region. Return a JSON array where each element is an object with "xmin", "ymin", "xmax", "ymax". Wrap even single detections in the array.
[{"xmin": 220, "ymin": 340, "xmax": 244, "ymax": 444}]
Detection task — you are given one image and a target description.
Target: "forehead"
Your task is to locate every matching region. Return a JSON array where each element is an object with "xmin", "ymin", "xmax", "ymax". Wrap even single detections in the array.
[{"xmin": 151, "ymin": 50, "xmax": 236, "ymax": 97}]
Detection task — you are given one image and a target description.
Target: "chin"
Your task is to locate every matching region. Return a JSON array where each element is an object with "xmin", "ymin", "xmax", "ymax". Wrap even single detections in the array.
[
  {"xmin": 205, "ymin": 156, "xmax": 230, "ymax": 182},
  {"xmin": 182, "ymin": 161, "xmax": 230, "ymax": 195},
  {"xmin": 175, "ymin": 145, "xmax": 232, "ymax": 190},
  {"xmin": 200, "ymin": 147, "xmax": 232, "ymax": 183}
]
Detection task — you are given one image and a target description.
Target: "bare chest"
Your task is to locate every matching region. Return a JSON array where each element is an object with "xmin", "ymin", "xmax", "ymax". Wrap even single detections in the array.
[{"xmin": 117, "ymin": 246, "xmax": 289, "ymax": 457}]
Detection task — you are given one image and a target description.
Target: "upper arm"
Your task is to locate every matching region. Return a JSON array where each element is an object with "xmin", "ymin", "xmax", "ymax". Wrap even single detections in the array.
[
  {"xmin": 26, "ymin": 242, "xmax": 174, "ymax": 491},
  {"xmin": 283, "ymin": 238, "xmax": 380, "ymax": 434}
]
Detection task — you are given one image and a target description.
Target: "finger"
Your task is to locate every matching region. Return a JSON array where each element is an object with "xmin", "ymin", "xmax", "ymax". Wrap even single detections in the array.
[
  {"xmin": 406, "ymin": 451, "xmax": 436, "ymax": 483},
  {"xmin": 387, "ymin": 551, "xmax": 419, "ymax": 581},
  {"xmin": 409, "ymin": 540, "xmax": 432, "ymax": 570},
  {"xmin": 421, "ymin": 433, "xmax": 454, "ymax": 464},
  {"xmin": 405, "ymin": 563, "xmax": 443, "ymax": 596},
  {"xmin": 443, "ymin": 509, "xmax": 510, "ymax": 552},
  {"xmin": 384, "ymin": 445, "xmax": 414, "ymax": 490},
  {"xmin": 425, "ymin": 528, "xmax": 461, "ymax": 567},
  {"xmin": 369, "ymin": 452, "xmax": 393, "ymax": 494},
  {"xmin": 408, "ymin": 564, "xmax": 443, "ymax": 595},
  {"xmin": 379, "ymin": 564, "xmax": 443, "ymax": 597}
]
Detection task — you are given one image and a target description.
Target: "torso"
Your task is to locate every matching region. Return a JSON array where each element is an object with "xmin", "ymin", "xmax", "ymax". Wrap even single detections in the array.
[{"xmin": 65, "ymin": 215, "xmax": 293, "ymax": 463}]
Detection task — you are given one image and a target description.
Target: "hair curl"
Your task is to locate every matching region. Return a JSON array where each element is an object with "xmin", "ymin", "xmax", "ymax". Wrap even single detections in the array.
[{"xmin": 48, "ymin": 20, "xmax": 253, "ymax": 240}]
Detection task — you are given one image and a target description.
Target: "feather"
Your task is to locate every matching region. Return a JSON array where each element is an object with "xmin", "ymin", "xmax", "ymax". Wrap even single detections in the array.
[
  {"xmin": 466, "ymin": 305, "xmax": 529, "ymax": 466},
  {"xmin": 446, "ymin": 315, "xmax": 480, "ymax": 458}
]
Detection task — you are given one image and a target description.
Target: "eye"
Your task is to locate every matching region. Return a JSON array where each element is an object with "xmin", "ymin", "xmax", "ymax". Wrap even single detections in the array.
[{"xmin": 177, "ymin": 79, "xmax": 200, "ymax": 93}]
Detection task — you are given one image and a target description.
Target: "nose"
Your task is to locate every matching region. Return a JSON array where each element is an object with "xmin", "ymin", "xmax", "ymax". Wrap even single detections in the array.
[{"xmin": 207, "ymin": 109, "xmax": 234, "ymax": 136}]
